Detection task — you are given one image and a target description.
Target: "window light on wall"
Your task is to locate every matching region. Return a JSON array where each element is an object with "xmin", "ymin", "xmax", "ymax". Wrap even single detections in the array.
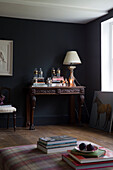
[{"xmin": 101, "ymin": 18, "xmax": 113, "ymax": 92}]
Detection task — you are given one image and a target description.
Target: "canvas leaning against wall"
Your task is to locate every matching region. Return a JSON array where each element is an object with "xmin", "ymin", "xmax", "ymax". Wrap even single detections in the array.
[
  {"xmin": 0, "ymin": 40, "xmax": 13, "ymax": 76},
  {"xmin": 89, "ymin": 91, "xmax": 113, "ymax": 133}
]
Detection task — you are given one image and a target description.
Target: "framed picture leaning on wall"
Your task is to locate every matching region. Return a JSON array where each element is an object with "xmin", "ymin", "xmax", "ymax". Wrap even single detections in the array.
[
  {"xmin": 0, "ymin": 40, "xmax": 13, "ymax": 76},
  {"xmin": 89, "ymin": 91, "xmax": 113, "ymax": 133}
]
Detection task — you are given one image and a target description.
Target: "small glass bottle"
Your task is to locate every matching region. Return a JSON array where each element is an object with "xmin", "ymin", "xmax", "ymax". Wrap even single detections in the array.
[
  {"xmin": 65, "ymin": 78, "xmax": 68, "ymax": 86},
  {"xmin": 51, "ymin": 68, "xmax": 56, "ymax": 78},
  {"xmin": 57, "ymin": 68, "xmax": 60, "ymax": 77},
  {"xmin": 46, "ymin": 77, "xmax": 52, "ymax": 87},
  {"xmin": 39, "ymin": 68, "xmax": 43, "ymax": 78},
  {"xmin": 34, "ymin": 68, "xmax": 38, "ymax": 76},
  {"xmin": 33, "ymin": 68, "xmax": 38, "ymax": 83}
]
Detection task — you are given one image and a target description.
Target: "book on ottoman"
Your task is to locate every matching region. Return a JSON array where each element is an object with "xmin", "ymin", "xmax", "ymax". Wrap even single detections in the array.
[
  {"xmin": 62, "ymin": 154, "xmax": 113, "ymax": 170},
  {"xmin": 39, "ymin": 135, "xmax": 77, "ymax": 145},
  {"xmin": 62, "ymin": 141, "xmax": 113, "ymax": 169},
  {"xmin": 37, "ymin": 141, "xmax": 77, "ymax": 154}
]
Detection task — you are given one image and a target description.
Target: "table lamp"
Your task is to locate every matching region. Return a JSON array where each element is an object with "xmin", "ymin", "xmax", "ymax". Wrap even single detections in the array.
[{"xmin": 63, "ymin": 51, "xmax": 81, "ymax": 86}]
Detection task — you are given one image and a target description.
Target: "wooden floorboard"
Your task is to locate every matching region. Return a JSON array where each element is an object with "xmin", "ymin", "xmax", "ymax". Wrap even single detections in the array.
[{"xmin": 0, "ymin": 125, "xmax": 113, "ymax": 149}]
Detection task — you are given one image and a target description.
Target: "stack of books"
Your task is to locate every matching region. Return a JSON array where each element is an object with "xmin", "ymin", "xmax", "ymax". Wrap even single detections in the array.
[
  {"xmin": 51, "ymin": 76, "xmax": 64, "ymax": 86},
  {"xmin": 52, "ymin": 76, "xmax": 64, "ymax": 82},
  {"xmin": 62, "ymin": 141, "xmax": 113, "ymax": 169},
  {"xmin": 37, "ymin": 135, "xmax": 77, "ymax": 154},
  {"xmin": 32, "ymin": 82, "xmax": 47, "ymax": 87}
]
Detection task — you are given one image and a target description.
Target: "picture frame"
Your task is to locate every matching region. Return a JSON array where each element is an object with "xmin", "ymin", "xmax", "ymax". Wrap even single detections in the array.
[
  {"xmin": 89, "ymin": 91, "xmax": 113, "ymax": 133},
  {"xmin": 0, "ymin": 40, "xmax": 13, "ymax": 76}
]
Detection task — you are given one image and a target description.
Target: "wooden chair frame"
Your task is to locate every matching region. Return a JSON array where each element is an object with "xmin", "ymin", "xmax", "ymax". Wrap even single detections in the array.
[{"xmin": 0, "ymin": 87, "xmax": 16, "ymax": 131}]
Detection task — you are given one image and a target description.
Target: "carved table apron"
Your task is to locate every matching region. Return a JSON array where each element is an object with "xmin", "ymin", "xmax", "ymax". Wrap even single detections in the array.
[{"xmin": 26, "ymin": 86, "xmax": 85, "ymax": 130}]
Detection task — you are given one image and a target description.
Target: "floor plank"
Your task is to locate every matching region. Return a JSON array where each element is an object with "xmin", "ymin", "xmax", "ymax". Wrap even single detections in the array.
[{"xmin": 0, "ymin": 125, "xmax": 113, "ymax": 149}]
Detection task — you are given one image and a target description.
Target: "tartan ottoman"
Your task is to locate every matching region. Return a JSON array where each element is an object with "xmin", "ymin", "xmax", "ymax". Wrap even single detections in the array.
[{"xmin": 0, "ymin": 144, "xmax": 72, "ymax": 170}]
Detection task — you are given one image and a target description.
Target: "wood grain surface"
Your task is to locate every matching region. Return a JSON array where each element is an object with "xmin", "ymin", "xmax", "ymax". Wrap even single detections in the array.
[{"xmin": 0, "ymin": 125, "xmax": 113, "ymax": 150}]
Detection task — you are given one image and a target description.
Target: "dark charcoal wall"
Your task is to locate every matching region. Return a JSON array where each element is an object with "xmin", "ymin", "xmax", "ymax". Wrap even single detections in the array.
[
  {"xmin": 85, "ymin": 9, "xmax": 113, "ymax": 113},
  {"xmin": 0, "ymin": 17, "xmax": 86, "ymax": 127}
]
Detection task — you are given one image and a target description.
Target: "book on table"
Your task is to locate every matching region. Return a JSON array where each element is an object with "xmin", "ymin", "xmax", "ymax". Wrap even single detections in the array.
[
  {"xmin": 62, "ymin": 154, "xmax": 113, "ymax": 170},
  {"xmin": 52, "ymin": 76, "xmax": 64, "ymax": 81},
  {"xmin": 39, "ymin": 135, "xmax": 77, "ymax": 145}
]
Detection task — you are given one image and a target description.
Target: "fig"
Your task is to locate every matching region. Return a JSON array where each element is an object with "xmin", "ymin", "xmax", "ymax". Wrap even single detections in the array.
[
  {"xmin": 87, "ymin": 144, "xmax": 94, "ymax": 151},
  {"xmin": 79, "ymin": 143, "xmax": 87, "ymax": 150}
]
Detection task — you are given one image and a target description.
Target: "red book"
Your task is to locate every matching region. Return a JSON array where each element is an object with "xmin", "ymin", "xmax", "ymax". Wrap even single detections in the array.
[
  {"xmin": 62, "ymin": 154, "xmax": 113, "ymax": 170},
  {"xmin": 52, "ymin": 76, "xmax": 64, "ymax": 81},
  {"xmin": 67, "ymin": 147, "xmax": 113, "ymax": 164}
]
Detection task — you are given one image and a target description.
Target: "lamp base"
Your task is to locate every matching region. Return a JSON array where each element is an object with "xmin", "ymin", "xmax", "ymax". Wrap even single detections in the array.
[{"xmin": 68, "ymin": 66, "xmax": 76, "ymax": 87}]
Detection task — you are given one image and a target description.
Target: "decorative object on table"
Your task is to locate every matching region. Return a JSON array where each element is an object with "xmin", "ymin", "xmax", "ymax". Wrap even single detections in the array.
[
  {"xmin": 51, "ymin": 83, "xmax": 63, "ymax": 87},
  {"xmin": 56, "ymin": 68, "xmax": 61, "ymax": 77},
  {"xmin": 65, "ymin": 78, "xmax": 68, "ymax": 86},
  {"xmin": 46, "ymin": 77, "xmax": 52, "ymax": 87},
  {"xmin": 62, "ymin": 141, "xmax": 113, "ymax": 169},
  {"xmin": 50, "ymin": 67, "xmax": 65, "ymax": 87},
  {"xmin": 37, "ymin": 135, "xmax": 77, "ymax": 153},
  {"xmin": 46, "ymin": 77, "xmax": 63, "ymax": 87},
  {"xmin": 32, "ymin": 83, "xmax": 47, "ymax": 87},
  {"xmin": 37, "ymin": 68, "xmax": 44, "ymax": 82},
  {"xmin": 89, "ymin": 91, "xmax": 113, "ymax": 133},
  {"xmin": 0, "ymin": 40, "xmax": 13, "ymax": 76},
  {"xmin": 63, "ymin": 51, "xmax": 81, "ymax": 87},
  {"xmin": 32, "ymin": 68, "xmax": 38, "ymax": 84},
  {"xmin": 51, "ymin": 67, "xmax": 56, "ymax": 78},
  {"xmin": 47, "ymin": 67, "xmax": 68, "ymax": 87},
  {"xmin": 0, "ymin": 94, "xmax": 5, "ymax": 105},
  {"xmin": 38, "ymin": 68, "xmax": 43, "ymax": 78},
  {"xmin": 52, "ymin": 76, "xmax": 64, "ymax": 83},
  {"xmin": 51, "ymin": 76, "xmax": 64, "ymax": 86},
  {"xmin": 32, "ymin": 68, "xmax": 47, "ymax": 87}
]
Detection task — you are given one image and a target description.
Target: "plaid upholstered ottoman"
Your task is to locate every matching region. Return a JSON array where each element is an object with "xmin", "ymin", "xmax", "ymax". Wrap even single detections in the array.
[{"xmin": 0, "ymin": 144, "xmax": 72, "ymax": 170}]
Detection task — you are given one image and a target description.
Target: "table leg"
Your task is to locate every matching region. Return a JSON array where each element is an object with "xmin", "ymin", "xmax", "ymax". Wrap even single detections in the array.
[
  {"xmin": 13, "ymin": 112, "xmax": 16, "ymax": 131},
  {"xmin": 26, "ymin": 93, "xmax": 31, "ymax": 127},
  {"xmin": 30, "ymin": 95, "xmax": 36, "ymax": 130},
  {"xmin": 78, "ymin": 94, "xmax": 85, "ymax": 124},
  {"xmin": 70, "ymin": 95, "xmax": 76, "ymax": 124}
]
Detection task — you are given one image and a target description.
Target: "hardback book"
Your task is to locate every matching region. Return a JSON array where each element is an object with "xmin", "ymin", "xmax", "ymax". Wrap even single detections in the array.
[
  {"xmin": 39, "ymin": 135, "xmax": 77, "ymax": 145},
  {"xmin": 67, "ymin": 147, "xmax": 113, "ymax": 164},
  {"xmin": 37, "ymin": 143, "xmax": 76, "ymax": 154},
  {"xmin": 32, "ymin": 83, "xmax": 47, "ymax": 87},
  {"xmin": 62, "ymin": 154, "xmax": 113, "ymax": 170},
  {"xmin": 52, "ymin": 76, "xmax": 64, "ymax": 81},
  {"xmin": 37, "ymin": 141, "xmax": 77, "ymax": 149},
  {"xmin": 37, "ymin": 77, "xmax": 44, "ymax": 82},
  {"xmin": 51, "ymin": 83, "xmax": 63, "ymax": 87},
  {"xmin": 70, "ymin": 147, "xmax": 106, "ymax": 158}
]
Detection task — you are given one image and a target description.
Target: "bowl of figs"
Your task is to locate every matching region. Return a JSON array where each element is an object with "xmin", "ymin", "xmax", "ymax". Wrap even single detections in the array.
[{"xmin": 75, "ymin": 142, "xmax": 98, "ymax": 153}]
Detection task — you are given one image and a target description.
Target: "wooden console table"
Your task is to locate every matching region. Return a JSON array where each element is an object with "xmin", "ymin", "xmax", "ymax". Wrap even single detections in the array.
[{"xmin": 26, "ymin": 86, "xmax": 85, "ymax": 130}]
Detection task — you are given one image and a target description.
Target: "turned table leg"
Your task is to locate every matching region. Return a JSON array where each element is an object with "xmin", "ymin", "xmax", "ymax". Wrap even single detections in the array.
[
  {"xmin": 13, "ymin": 112, "xmax": 16, "ymax": 131},
  {"xmin": 30, "ymin": 95, "xmax": 36, "ymax": 130},
  {"xmin": 78, "ymin": 94, "xmax": 85, "ymax": 125},
  {"xmin": 70, "ymin": 95, "xmax": 76, "ymax": 124}
]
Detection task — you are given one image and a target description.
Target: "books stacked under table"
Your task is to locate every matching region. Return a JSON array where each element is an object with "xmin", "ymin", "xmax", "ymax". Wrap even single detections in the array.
[
  {"xmin": 37, "ymin": 135, "xmax": 77, "ymax": 154},
  {"xmin": 62, "ymin": 141, "xmax": 113, "ymax": 170}
]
